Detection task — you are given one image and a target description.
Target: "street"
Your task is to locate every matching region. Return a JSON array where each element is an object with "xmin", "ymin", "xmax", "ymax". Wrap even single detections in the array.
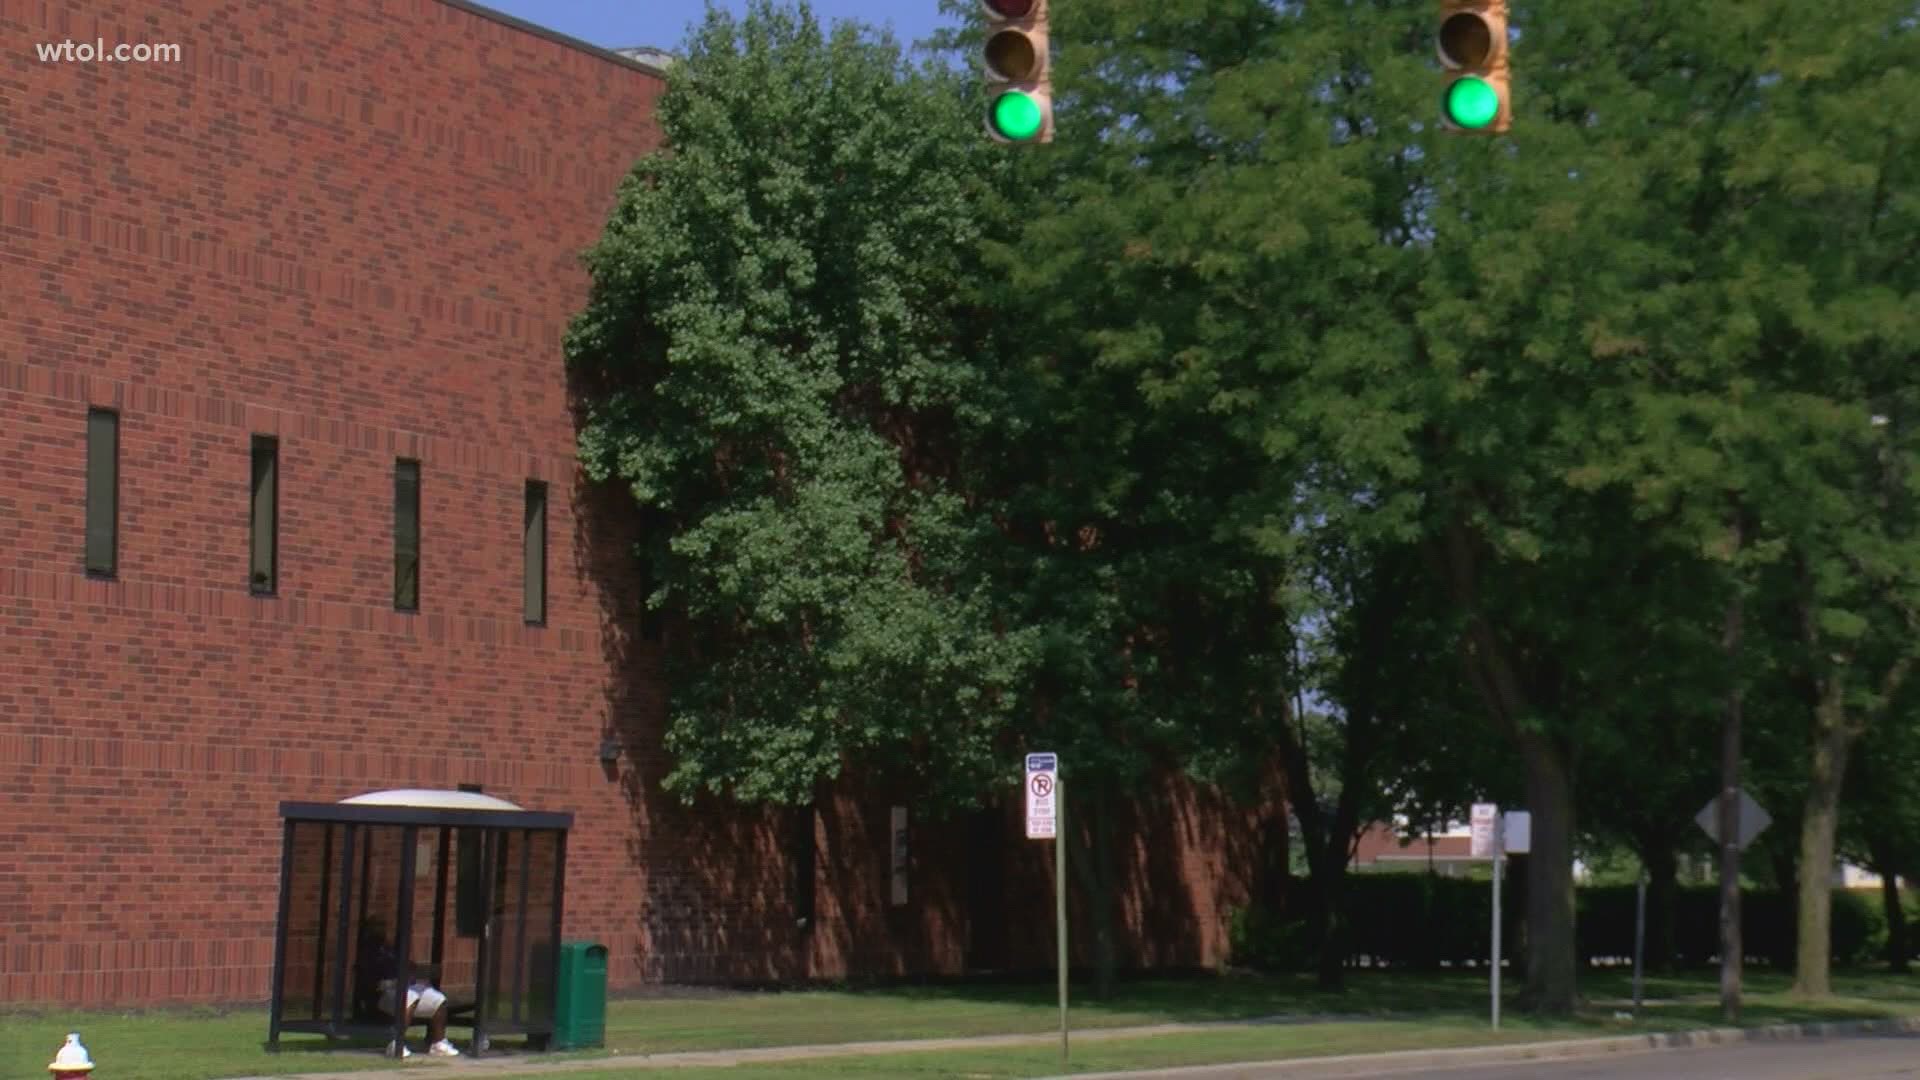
[
  {"xmin": 1359, "ymin": 1033, "xmax": 1920, "ymax": 1079},
  {"xmin": 1082, "ymin": 1032, "xmax": 1920, "ymax": 1080},
  {"xmin": 1359, "ymin": 1037, "xmax": 1920, "ymax": 1076}
]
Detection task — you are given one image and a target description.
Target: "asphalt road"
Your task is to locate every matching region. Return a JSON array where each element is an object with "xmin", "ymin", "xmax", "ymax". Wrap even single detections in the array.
[
  {"xmin": 1360, "ymin": 1033, "xmax": 1920, "ymax": 1079},
  {"xmin": 1075, "ymin": 1032, "xmax": 1920, "ymax": 1080}
]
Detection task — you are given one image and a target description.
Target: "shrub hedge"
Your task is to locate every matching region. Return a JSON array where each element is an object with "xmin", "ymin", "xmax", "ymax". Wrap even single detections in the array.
[{"xmin": 1231, "ymin": 874, "xmax": 1895, "ymax": 971}]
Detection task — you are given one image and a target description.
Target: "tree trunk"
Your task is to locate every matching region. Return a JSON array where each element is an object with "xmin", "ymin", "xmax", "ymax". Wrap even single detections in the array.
[
  {"xmin": 1881, "ymin": 868, "xmax": 1908, "ymax": 974},
  {"xmin": 1301, "ymin": 850, "xmax": 1335, "ymax": 986},
  {"xmin": 1642, "ymin": 839, "xmax": 1679, "ymax": 974},
  {"xmin": 1717, "ymin": 585, "xmax": 1745, "ymax": 1023},
  {"xmin": 1315, "ymin": 886, "xmax": 1347, "ymax": 988},
  {"xmin": 1793, "ymin": 694, "xmax": 1854, "ymax": 998},
  {"xmin": 1274, "ymin": 695, "xmax": 1366, "ymax": 992},
  {"xmin": 1254, "ymin": 811, "xmax": 1289, "ymax": 916},
  {"xmin": 1518, "ymin": 733, "xmax": 1578, "ymax": 1015},
  {"xmin": 1431, "ymin": 521, "xmax": 1576, "ymax": 1012},
  {"xmin": 1309, "ymin": 818, "xmax": 1357, "ymax": 990},
  {"xmin": 1281, "ymin": 805, "xmax": 1352, "ymax": 991}
]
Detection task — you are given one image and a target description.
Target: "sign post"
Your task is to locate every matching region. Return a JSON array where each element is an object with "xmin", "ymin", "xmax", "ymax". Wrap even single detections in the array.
[
  {"xmin": 1470, "ymin": 804, "xmax": 1499, "ymax": 1028},
  {"xmin": 1695, "ymin": 786, "xmax": 1771, "ymax": 1025},
  {"xmin": 1632, "ymin": 871, "xmax": 1648, "ymax": 1013},
  {"xmin": 1492, "ymin": 829, "xmax": 1502, "ymax": 1030},
  {"xmin": 1472, "ymin": 804, "xmax": 1530, "ymax": 1031},
  {"xmin": 1027, "ymin": 752, "xmax": 1066, "ymax": 1062}
]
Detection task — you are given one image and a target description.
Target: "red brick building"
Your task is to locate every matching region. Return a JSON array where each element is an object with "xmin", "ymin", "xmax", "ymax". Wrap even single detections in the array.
[
  {"xmin": 0, "ymin": 0, "xmax": 1279, "ymax": 1006},
  {"xmin": 1350, "ymin": 822, "xmax": 1478, "ymax": 876}
]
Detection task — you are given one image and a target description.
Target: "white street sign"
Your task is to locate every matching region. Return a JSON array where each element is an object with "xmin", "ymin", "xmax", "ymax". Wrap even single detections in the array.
[
  {"xmin": 1695, "ymin": 788, "xmax": 1772, "ymax": 851},
  {"xmin": 1502, "ymin": 811, "xmax": 1532, "ymax": 855},
  {"xmin": 1026, "ymin": 752, "xmax": 1058, "ymax": 839},
  {"xmin": 1470, "ymin": 802, "xmax": 1498, "ymax": 859}
]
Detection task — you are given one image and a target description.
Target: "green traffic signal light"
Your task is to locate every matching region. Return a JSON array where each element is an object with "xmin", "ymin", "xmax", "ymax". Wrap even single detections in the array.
[
  {"xmin": 1444, "ymin": 76, "xmax": 1499, "ymax": 130},
  {"xmin": 990, "ymin": 91, "xmax": 1044, "ymax": 141}
]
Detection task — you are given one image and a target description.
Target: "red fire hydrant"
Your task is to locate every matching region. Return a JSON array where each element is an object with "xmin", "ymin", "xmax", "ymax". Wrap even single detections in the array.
[{"xmin": 48, "ymin": 1033, "xmax": 94, "ymax": 1078}]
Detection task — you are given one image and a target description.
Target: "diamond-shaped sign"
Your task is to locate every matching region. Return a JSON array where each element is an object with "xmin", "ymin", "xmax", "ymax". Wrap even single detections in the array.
[{"xmin": 1695, "ymin": 788, "xmax": 1771, "ymax": 851}]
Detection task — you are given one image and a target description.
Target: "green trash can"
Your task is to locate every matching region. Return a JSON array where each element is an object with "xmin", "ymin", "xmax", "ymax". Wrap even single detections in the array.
[{"xmin": 552, "ymin": 941, "xmax": 608, "ymax": 1050}]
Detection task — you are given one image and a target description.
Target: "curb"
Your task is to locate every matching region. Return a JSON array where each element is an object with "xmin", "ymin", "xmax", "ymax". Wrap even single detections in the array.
[{"xmin": 1046, "ymin": 1014, "xmax": 1920, "ymax": 1079}]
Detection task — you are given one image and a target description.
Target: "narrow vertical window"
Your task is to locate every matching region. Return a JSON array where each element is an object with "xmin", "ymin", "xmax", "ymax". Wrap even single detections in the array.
[
  {"xmin": 249, "ymin": 436, "xmax": 278, "ymax": 594},
  {"xmin": 791, "ymin": 805, "xmax": 816, "ymax": 930},
  {"xmin": 394, "ymin": 459, "xmax": 420, "ymax": 611},
  {"xmin": 523, "ymin": 480, "xmax": 547, "ymax": 625},
  {"xmin": 85, "ymin": 409, "xmax": 119, "ymax": 577}
]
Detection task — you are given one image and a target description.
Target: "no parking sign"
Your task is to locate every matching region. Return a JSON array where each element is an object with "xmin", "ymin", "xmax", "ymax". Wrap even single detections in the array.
[{"xmin": 1025, "ymin": 752, "xmax": 1057, "ymax": 839}]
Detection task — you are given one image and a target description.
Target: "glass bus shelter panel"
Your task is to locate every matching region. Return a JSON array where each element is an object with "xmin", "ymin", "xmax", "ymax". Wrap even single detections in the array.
[
  {"xmin": 276, "ymin": 821, "xmax": 333, "ymax": 1021},
  {"xmin": 483, "ymin": 829, "xmax": 561, "ymax": 1032},
  {"xmin": 520, "ymin": 830, "xmax": 560, "ymax": 1028}
]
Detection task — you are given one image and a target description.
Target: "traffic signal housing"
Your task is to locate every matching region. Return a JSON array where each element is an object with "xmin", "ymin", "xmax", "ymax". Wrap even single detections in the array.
[
  {"xmin": 1437, "ymin": 0, "xmax": 1510, "ymax": 134},
  {"xmin": 983, "ymin": 0, "xmax": 1052, "ymax": 144}
]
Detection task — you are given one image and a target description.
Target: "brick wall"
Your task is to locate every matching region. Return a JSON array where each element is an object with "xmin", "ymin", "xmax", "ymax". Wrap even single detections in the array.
[
  {"xmin": 0, "ymin": 0, "xmax": 671, "ymax": 1004},
  {"xmin": 0, "ymin": 0, "xmax": 1283, "ymax": 1006}
]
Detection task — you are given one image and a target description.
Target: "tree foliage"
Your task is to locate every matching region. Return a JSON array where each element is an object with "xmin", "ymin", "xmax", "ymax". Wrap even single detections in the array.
[
  {"xmin": 569, "ymin": 0, "xmax": 1920, "ymax": 1009},
  {"xmin": 565, "ymin": 1, "xmax": 1036, "ymax": 809}
]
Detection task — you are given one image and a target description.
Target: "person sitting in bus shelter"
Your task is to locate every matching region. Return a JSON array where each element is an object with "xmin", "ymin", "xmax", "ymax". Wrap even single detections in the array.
[{"xmin": 355, "ymin": 918, "xmax": 461, "ymax": 1058}]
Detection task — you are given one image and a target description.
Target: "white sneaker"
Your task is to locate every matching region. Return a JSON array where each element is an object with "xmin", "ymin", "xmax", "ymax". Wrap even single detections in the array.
[
  {"xmin": 387, "ymin": 1040, "xmax": 412, "ymax": 1059},
  {"xmin": 429, "ymin": 1039, "xmax": 461, "ymax": 1058}
]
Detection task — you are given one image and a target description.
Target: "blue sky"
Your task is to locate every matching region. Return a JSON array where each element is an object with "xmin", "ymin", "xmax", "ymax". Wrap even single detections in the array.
[{"xmin": 479, "ymin": 0, "xmax": 953, "ymax": 55}]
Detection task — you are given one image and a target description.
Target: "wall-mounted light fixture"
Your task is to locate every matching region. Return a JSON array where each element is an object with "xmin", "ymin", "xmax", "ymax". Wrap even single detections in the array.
[{"xmin": 598, "ymin": 738, "xmax": 622, "ymax": 764}]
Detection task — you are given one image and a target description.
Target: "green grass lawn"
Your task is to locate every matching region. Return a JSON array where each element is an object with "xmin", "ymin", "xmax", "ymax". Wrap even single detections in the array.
[{"xmin": 5, "ymin": 968, "xmax": 1918, "ymax": 1080}]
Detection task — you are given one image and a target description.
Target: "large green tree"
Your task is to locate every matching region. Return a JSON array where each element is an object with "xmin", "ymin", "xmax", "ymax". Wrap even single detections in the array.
[
  {"xmin": 1535, "ymin": 0, "xmax": 1920, "ymax": 996},
  {"xmin": 982, "ymin": 0, "xmax": 1918, "ymax": 1014},
  {"xmin": 565, "ymin": 1, "xmax": 1035, "ymax": 810},
  {"xmin": 571, "ymin": 1, "xmax": 1291, "ymax": 999},
  {"xmin": 571, "ymin": 0, "xmax": 1918, "ymax": 1012}
]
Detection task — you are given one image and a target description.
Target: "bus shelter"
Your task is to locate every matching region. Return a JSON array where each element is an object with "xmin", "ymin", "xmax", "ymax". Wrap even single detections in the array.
[{"xmin": 267, "ymin": 789, "xmax": 572, "ymax": 1055}]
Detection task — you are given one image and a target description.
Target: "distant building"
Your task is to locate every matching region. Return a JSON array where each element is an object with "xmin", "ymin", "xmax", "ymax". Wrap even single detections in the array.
[
  {"xmin": 1349, "ymin": 817, "xmax": 1590, "ymax": 881},
  {"xmin": 1351, "ymin": 821, "xmax": 1479, "ymax": 877}
]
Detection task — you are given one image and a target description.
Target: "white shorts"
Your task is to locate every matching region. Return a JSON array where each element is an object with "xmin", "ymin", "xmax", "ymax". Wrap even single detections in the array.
[{"xmin": 381, "ymin": 980, "xmax": 446, "ymax": 1020}]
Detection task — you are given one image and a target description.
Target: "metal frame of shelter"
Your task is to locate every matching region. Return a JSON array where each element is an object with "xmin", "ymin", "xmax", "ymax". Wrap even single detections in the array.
[{"xmin": 267, "ymin": 790, "xmax": 572, "ymax": 1056}]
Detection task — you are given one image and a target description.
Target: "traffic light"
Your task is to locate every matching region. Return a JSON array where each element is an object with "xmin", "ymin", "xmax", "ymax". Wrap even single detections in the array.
[
  {"xmin": 983, "ymin": 0, "xmax": 1052, "ymax": 144},
  {"xmin": 1437, "ymin": 0, "xmax": 1510, "ymax": 134}
]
